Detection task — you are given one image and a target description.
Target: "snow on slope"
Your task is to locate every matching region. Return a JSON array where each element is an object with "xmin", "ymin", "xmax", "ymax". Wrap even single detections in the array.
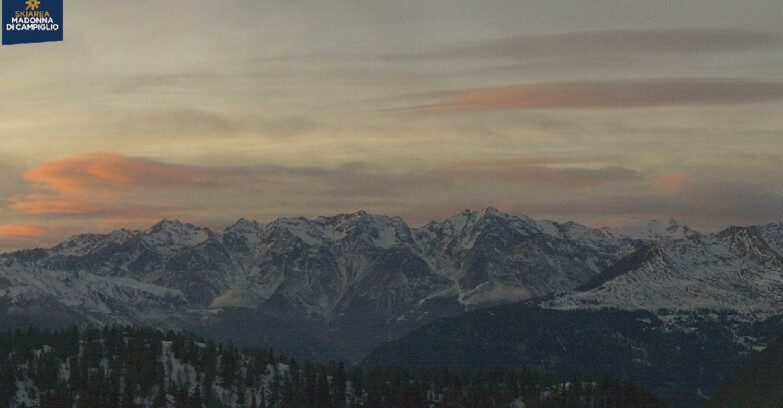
[
  {"xmin": 412, "ymin": 208, "xmax": 640, "ymax": 305},
  {"xmin": 543, "ymin": 223, "xmax": 783, "ymax": 315},
  {"xmin": 608, "ymin": 217, "xmax": 698, "ymax": 241},
  {"xmin": 0, "ymin": 209, "xmax": 642, "ymax": 331}
]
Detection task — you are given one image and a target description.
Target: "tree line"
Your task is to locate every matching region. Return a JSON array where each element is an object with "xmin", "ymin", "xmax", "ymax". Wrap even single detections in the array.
[{"xmin": 0, "ymin": 326, "xmax": 667, "ymax": 408}]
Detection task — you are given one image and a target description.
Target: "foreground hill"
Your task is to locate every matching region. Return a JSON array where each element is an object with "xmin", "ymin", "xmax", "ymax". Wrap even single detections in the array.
[
  {"xmin": 0, "ymin": 326, "xmax": 667, "ymax": 408},
  {"xmin": 704, "ymin": 335, "xmax": 783, "ymax": 408},
  {"xmin": 360, "ymin": 304, "xmax": 783, "ymax": 408}
]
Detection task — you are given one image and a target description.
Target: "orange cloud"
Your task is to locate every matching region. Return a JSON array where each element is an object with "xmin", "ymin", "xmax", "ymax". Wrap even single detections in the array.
[
  {"xmin": 11, "ymin": 195, "xmax": 110, "ymax": 215},
  {"xmin": 25, "ymin": 152, "xmax": 211, "ymax": 194},
  {"xmin": 10, "ymin": 194, "xmax": 171, "ymax": 217},
  {"xmin": 0, "ymin": 224, "xmax": 47, "ymax": 238},
  {"xmin": 97, "ymin": 217, "xmax": 168, "ymax": 230},
  {"xmin": 407, "ymin": 79, "xmax": 783, "ymax": 111},
  {"xmin": 652, "ymin": 172, "xmax": 691, "ymax": 196}
]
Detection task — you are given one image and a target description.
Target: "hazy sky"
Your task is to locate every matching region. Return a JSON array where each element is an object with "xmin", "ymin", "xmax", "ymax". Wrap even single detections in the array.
[{"xmin": 1, "ymin": 0, "xmax": 783, "ymax": 251}]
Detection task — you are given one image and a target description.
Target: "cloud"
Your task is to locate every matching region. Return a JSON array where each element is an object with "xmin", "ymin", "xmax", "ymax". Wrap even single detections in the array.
[
  {"xmin": 0, "ymin": 224, "xmax": 46, "ymax": 238},
  {"xmin": 11, "ymin": 195, "xmax": 110, "ymax": 215},
  {"xmin": 6, "ymin": 152, "xmax": 781, "ymax": 250},
  {"xmin": 10, "ymin": 153, "xmax": 427, "ymax": 221},
  {"xmin": 15, "ymin": 153, "xmax": 644, "ymax": 210},
  {"xmin": 113, "ymin": 109, "xmax": 241, "ymax": 137},
  {"xmin": 9, "ymin": 153, "xmax": 197, "ymax": 221},
  {"xmin": 441, "ymin": 29, "xmax": 783, "ymax": 60},
  {"xmin": 0, "ymin": 223, "xmax": 62, "ymax": 253},
  {"xmin": 102, "ymin": 108, "xmax": 319, "ymax": 140},
  {"xmin": 264, "ymin": 29, "xmax": 783, "ymax": 67},
  {"xmin": 9, "ymin": 195, "xmax": 170, "ymax": 217},
  {"xmin": 210, "ymin": 288, "xmax": 252, "ymax": 309},
  {"xmin": 111, "ymin": 73, "xmax": 220, "ymax": 94},
  {"xmin": 520, "ymin": 181, "xmax": 783, "ymax": 229},
  {"xmin": 403, "ymin": 79, "xmax": 783, "ymax": 111},
  {"xmin": 97, "ymin": 217, "xmax": 170, "ymax": 230},
  {"xmin": 687, "ymin": 182, "xmax": 783, "ymax": 222},
  {"xmin": 9, "ymin": 152, "xmax": 645, "ymax": 232},
  {"xmin": 0, "ymin": 157, "xmax": 30, "ymax": 202},
  {"xmin": 433, "ymin": 161, "xmax": 642, "ymax": 188},
  {"xmin": 652, "ymin": 172, "xmax": 691, "ymax": 196},
  {"xmin": 24, "ymin": 152, "xmax": 214, "ymax": 195}
]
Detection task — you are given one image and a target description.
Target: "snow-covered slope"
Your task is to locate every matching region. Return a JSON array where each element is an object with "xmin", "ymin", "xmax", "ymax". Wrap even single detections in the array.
[
  {"xmin": 416, "ymin": 208, "xmax": 638, "ymax": 305},
  {"xmin": 543, "ymin": 222, "xmax": 783, "ymax": 315},
  {"xmin": 605, "ymin": 217, "xmax": 697, "ymax": 241}
]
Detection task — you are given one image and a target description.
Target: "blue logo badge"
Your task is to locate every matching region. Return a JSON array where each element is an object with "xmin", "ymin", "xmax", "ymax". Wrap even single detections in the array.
[{"xmin": 3, "ymin": 0, "xmax": 63, "ymax": 45}]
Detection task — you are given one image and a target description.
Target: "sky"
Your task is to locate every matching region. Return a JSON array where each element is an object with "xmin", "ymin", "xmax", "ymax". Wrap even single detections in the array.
[{"xmin": 1, "ymin": 0, "xmax": 783, "ymax": 251}]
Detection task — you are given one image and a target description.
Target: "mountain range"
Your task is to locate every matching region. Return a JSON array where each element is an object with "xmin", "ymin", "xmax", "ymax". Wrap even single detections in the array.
[
  {"xmin": 0, "ymin": 208, "xmax": 643, "ymax": 361},
  {"xmin": 3, "ymin": 208, "xmax": 783, "ymax": 407}
]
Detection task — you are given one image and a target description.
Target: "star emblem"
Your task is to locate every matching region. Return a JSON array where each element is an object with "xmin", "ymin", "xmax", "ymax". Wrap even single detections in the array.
[{"xmin": 25, "ymin": 0, "xmax": 41, "ymax": 11}]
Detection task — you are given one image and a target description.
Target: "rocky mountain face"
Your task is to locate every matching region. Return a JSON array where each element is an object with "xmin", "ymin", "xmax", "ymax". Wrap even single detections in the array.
[
  {"xmin": 415, "ymin": 210, "xmax": 637, "ymax": 306},
  {"xmin": 0, "ymin": 208, "xmax": 640, "ymax": 361}
]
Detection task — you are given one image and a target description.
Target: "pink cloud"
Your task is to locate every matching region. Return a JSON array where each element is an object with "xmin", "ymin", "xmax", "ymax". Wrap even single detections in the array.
[
  {"xmin": 25, "ymin": 152, "xmax": 211, "ymax": 195},
  {"xmin": 10, "ymin": 194, "xmax": 166, "ymax": 217},
  {"xmin": 406, "ymin": 79, "xmax": 783, "ymax": 111},
  {"xmin": 652, "ymin": 172, "xmax": 691, "ymax": 196},
  {"xmin": 0, "ymin": 224, "xmax": 47, "ymax": 238}
]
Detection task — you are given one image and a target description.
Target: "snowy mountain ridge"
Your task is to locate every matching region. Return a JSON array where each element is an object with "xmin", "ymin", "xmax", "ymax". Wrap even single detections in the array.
[
  {"xmin": 544, "ymin": 221, "xmax": 783, "ymax": 316},
  {"xmin": 0, "ymin": 208, "xmax": 642, "ymax": 360},
  {"xmin": 2, "ymin": 209, "xmax": 783, "ymax": 361}
]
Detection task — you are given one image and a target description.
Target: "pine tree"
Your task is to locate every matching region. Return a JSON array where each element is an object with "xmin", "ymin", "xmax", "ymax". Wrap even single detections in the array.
[
  {"xmin": 315, "ymin": 372, "xmax": 332, "ymax": 408},
  {"xmin": 304, "ymin": 362, "xmax": 316, "ymax": 407},
  {"xmin": 152, "ymin": 385, "xmax": 168, "ymax": 408},
  {"xmin": 331, "ymin": 362, "xmax": 347, "ymax": 408},
  {"xmin": 220, "ymin": 347, "xmax": 237, "ymax": 387},
  {"xmin": 190, "ymin": 383, "xmax": 204, "ymax": 408},
  {"xmin": 237, "ymin": 381, "xmax": 247, "ymax": 408},
  {"xmin": 0, "ymin": 356, "xmax": 16, "ymax": 407}
]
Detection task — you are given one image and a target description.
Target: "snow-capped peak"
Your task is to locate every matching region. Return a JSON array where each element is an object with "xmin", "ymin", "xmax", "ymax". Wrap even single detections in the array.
[
  {"xmin": 609, "ymin": 217, "xmax": 697, "ymax": 240},
  {"xmin": 480, "ymin": 206, "xmax": 500, "ymax": 214},
  {"xmin": 143, "ymin": 219, "xmax": 213, "ymax": 249},
  {"xmin": 150, "ymin": 218, "xmax": 185, "ymax": 230},
  {"xmin": 50, "ymin": 229, "xmax": 140, "ymax": 256},
  {"xmin": 225, "ymin": 218, "xmax": 262, "ymax": 232}
]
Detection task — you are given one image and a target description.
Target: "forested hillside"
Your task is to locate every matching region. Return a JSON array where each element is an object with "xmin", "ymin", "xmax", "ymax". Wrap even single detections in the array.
[
  {"xmin": 0, "ymin": 326, "xmax": 666, "ymax": 408},
  {"xmin": 360, "ymin": 305, "xmax": 761, "ymax": 408},
  {"xmin": 704, "ymin": 335, "xmax": 783, "ymax": 408}
]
